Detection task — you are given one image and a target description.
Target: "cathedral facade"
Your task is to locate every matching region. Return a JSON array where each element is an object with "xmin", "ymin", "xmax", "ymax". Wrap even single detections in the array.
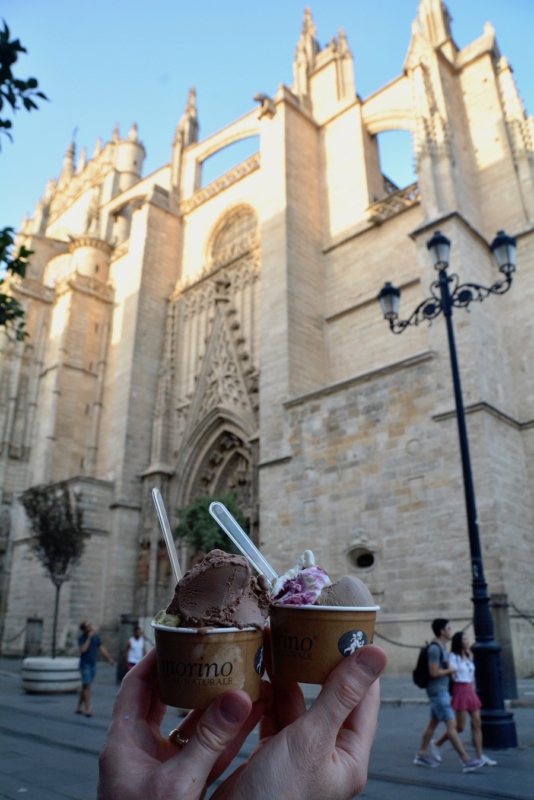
[{"xmin": 1, "ymin": 1, "xmax": 533, "ymax": 674}]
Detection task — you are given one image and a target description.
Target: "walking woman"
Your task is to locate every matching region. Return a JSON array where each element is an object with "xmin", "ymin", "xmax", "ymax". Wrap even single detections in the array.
[{"xmin": 431, "ymin": 632, "xmax": 497, "ymax": 766}]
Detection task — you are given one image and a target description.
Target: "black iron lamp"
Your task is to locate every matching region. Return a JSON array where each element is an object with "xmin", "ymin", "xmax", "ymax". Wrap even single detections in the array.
[
  {"xmin": 377, "ymin": 282, "xmax": 401, "ymax": 321},
  {"xmin": 490, "ymin": 230, "xmax": 517, "ymax": 276},
  {"xmin": 378, "ymin": 229, "xmax": 518, "ymax": 749},
  {"xmin": 426, "ymin": 229, "xmax": 451, "ymax": 270}
]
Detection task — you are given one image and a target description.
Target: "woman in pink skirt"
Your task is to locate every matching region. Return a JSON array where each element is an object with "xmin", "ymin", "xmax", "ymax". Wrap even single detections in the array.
[{"xmin": 432, "ymin": 632, "xmax": 497, "ymax": 766}]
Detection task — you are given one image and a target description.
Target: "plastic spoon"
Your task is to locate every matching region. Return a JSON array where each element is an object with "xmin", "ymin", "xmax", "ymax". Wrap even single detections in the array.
[
  {"xmin": 152, "ymin": 488, "xmax": 182, "ymax": 583},
  {"xmin": 209, "ymin": 501, "xmax": 278, "ymax": 586}
]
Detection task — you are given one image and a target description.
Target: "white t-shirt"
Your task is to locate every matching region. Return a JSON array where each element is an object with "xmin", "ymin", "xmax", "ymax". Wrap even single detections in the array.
[
  {"xmin": 449, "ymin": 651, "xmax": 475, "ymax": 683},
  {"xmin": 127, "ymin": 636, "xmax": 145, "ymax": 665}
]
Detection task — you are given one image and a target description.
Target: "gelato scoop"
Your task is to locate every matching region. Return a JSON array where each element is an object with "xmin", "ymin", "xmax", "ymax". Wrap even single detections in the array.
[
  {"xmin": 165, "ymin": 549, "xmax": 270, "ymax": 630},
  {"xmin": 271, "ymin": 550, "xmax": 331, "ymax": 605},
  {"xmin": 317, "ymin": 575, "xmax": 374, "ymax": 607},
  {"xmin": 272, "ymin": 550, "xmax": 374, "ymax": 608}
]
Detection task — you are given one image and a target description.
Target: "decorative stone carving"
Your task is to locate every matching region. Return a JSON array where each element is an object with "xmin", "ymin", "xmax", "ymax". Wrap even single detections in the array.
[
  {"xmin": 180, "ymin": 153, "xmax": 260, "ymax": 215},
  {"xmin": 368, "ymin": 182, "xmax": 421, "ymax": 224},
  {"xmin": 3, "ymin": 275, "xmax": 55, "ymax": 303},
  {"xmin": 55, "ymin": 271, "xmax": 114, "ymax": 303},
  {"xmin": 194, "ymin": 311, "xmax": 255, "ymax": 423}
]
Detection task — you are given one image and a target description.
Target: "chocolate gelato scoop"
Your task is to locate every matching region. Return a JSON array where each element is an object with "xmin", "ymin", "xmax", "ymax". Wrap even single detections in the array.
[{"xmin": 166, "ymin": 549, "xmax": 269, "ymax": 630}]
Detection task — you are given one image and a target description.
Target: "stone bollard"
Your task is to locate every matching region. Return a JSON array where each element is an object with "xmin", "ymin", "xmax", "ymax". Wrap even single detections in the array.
[{"xmin": 21, "ymin": 657, "xmax": 81, "ymax": 693}]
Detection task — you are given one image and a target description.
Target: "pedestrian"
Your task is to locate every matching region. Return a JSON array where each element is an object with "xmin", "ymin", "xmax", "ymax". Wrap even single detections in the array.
[
  {"xmin": 432, "ymin": 631, "xmax": 497, "ymax": 766},
  {"xmin": 413, "ymin": 618, "xmax": 484, "ymax": 772},
  {"xmin": 124, "ymin": 626, "xmax": 147, "ymax": 671},
  {"xmin": 76, "ymin": 621, "xmax": 116, "ymax": 717}
]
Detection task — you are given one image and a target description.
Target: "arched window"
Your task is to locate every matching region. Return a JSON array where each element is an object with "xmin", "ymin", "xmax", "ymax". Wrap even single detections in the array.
[
  {"xmin": 376, "ymin": 130, "xmax": 416, "ymax": 192},
  {"xmin": 211, "ymin": 207, "xmax": 257, "ymax": 261}
]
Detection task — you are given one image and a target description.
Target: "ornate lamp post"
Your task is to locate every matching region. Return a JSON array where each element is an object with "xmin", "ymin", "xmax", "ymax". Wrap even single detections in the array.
[{"xmin": 378, "ymin": 230, "xmax": 518, "ymax": 749}]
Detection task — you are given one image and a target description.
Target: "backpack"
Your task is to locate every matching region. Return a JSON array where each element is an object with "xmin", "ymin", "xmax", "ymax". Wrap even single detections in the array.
[{"xmin": 413, "ymin": 644, "xmax": 432, "ymax": 688}]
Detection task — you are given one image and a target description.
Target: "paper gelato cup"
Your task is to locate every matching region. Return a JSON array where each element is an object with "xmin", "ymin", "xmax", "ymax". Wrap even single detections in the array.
[
  {"xmin": 269, "ymin": 605, "xmax": 379, "ymax": 684},
  {"xmin": 151, "ymin": 621, "xmax": 264, "ymax": 710}
]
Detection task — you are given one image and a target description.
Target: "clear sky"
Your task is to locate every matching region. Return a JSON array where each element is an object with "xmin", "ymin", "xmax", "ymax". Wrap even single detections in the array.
[{"xmin": 1, "ymin": 0, "xmax": 533, "ymax": 231}]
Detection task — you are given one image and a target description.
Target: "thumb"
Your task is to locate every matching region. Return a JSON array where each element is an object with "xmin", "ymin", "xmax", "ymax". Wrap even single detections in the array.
[{"xmin": 159, "ymin": 691, "xmax": 252, "ymax": 793}]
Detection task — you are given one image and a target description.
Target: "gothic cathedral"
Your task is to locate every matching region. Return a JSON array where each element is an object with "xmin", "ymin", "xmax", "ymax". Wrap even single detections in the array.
[{"xmin": 1, "ymin": 2, "xmax": 533, "ymax": 674}]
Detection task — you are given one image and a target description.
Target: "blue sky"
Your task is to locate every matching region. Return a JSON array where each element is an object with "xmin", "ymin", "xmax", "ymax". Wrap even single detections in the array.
[{"xmin": 1, "ymin": 0, "xmax": 533, "ymax": 230}]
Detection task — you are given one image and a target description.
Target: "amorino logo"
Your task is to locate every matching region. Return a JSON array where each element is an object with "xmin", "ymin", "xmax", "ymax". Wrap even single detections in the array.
[
  {"xmin": 272, "ymin": 633, "xmax": 313, "ymax": 653},
  {"xmin": 159, "ymin": 658, "xmax": 233, "ymax": 679}
]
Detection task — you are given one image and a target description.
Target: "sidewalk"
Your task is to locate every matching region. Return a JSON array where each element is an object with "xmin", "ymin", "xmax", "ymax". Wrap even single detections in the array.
[{"xmin": 0, "ymin": 657, "xmax": 532, "ymax": 799}]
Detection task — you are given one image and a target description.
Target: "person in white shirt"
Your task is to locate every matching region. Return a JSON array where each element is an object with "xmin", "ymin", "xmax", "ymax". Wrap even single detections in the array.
[
  {"xmin": 432, "ymin": 632, "xmax": 497, "ymax": 766},
  {"xmin": 124, "ymin": 626, "xmax": 147, "ymax": 671}
]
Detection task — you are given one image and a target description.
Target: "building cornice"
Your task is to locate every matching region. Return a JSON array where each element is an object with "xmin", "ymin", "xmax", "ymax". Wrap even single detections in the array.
[
  {"xmin": 69, "ymin": 236, "xmax": 113, "ymax": 255},
  {"xmin": 325, "ymin": 278, "xmax": 420, "ymax": 324},
  {"xmin": 433, "ymin": 401, "xmax": 534, "ymax": 431},
  {"xmin": 284, "ymin": 350, "xmax": 434, "ymax": 409}
]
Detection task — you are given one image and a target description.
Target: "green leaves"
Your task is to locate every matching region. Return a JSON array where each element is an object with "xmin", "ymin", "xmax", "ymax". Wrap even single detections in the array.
[
  {"xmin": 20, "ymin": 483, "xmax": 87, "ymax": 588},
  {"xmin": 174, "ymin": 492, "xmax": 247, "ymax": 555},
  {"xmin": 0, "ymin": 226, "xmax": 32, "ymax": 340},
  {"xmin": 0, "ymin": 19, "xmax": 48, "ymax": 145}
]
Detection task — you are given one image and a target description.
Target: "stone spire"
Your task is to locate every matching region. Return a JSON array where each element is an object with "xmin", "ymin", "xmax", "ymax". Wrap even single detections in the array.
[
  {"xmin": 58, "ymin": 141, "xmax": 75, "ymax": 187},
  {"xmin": 337, "ymin": 28, "xmax": 351, "ymax": 57},
  {"xmin": 93, "ymin": 136, "xmax": 102, "ymax": 157},
  {"xmin": 293, "ymin": 7, "xmax": 321, "ymax": 104},
  {"xmin": 112, "ymin": 122, "xmax": 120, "ymax": 142},
  {"xmin": 175, "ymin": 87, "xmax": 199, "ymax": 148},
  {"xmin": 417, "ymin": 0, "xmax": 452, "ymax": 47},
  {"xmin": 76, "ymin": 145, "xmax": 86, "ymax": 173},
  {"xmin": 127, "ymin": 122, "xmax": 139, "ymax": 142}
]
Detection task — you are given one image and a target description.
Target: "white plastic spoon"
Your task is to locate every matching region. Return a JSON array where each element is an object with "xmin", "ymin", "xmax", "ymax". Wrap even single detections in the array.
[
  {"xmin": 209, "ymin": 501, "xmax": 278, "ymax": 586},
  {"xmin": 152, "ymin": 488, "xmax": 182, "ymax": 583}
]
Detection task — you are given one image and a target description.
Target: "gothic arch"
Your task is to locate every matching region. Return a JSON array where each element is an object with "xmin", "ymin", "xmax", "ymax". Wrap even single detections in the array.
[
  {"xmin": 171, "ymin": 408, "xmax": 257, "ymax": 518},
  {"xmin": 363, "ymin": 110, "xmax": 415, "ymax": 136}
]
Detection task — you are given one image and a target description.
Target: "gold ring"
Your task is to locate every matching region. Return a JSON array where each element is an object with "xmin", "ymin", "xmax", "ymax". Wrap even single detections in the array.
[{"xmin": 168, "ymin": 728, "xmax": 189, "ymax": 748}]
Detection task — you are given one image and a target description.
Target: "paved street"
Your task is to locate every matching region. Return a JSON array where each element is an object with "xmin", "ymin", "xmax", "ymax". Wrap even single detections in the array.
[{"xmin": 0, "ymin": 657, "xmax": 532, "ymax": 800}]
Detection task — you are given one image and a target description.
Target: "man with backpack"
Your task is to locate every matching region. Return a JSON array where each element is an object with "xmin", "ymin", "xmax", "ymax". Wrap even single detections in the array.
[{"xmin": 413, "ymin": 618, "xmax": 484, "ymax": 772}]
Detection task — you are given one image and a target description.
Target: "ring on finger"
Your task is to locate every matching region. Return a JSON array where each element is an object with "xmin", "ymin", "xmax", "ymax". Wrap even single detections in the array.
[{"xmin": 168, "ymin": 727, "xmax": 189, "ymax": 748}]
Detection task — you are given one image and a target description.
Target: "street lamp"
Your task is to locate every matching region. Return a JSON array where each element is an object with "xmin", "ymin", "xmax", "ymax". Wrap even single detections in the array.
[{"xmin": 378, "ymin": 230, "xmax": 518, "ymax": 749}]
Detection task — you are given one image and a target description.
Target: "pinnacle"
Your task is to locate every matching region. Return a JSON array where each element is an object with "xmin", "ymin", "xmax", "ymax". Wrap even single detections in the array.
[{"xmin": 127, "ymin": 122, "xmax": 139, "ymax": 142}]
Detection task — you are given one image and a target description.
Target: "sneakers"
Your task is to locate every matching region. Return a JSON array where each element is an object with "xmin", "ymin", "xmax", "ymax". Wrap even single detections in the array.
[
  {"xmin": 429, "ymin": 739, "xmax": 442, "ymax": 762},
  {"xmin": 462, "ymin": 757, "xmax": 485, "ymax": 773},
  {"xmin": 481, "ymin": 753, "xmax": 498, "ymax": 766},
  {"xmin": 414, "ymin": 754, "xmax": 440, "ymax": 767}
]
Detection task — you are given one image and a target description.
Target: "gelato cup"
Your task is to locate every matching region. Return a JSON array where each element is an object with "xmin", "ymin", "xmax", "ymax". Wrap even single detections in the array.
[
  {"xmin": 269, "ymin": 604, "xmax": 379, "ymax": 684},
  {"xmin": 152, "ymin": 621, "xmax": 264, "ymax": 709}
]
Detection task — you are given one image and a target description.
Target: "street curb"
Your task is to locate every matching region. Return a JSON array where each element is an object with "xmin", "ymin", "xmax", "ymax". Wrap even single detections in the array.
[{"xmin": 380, "ymin": 697, "xmax": 534, "ymax": 708}]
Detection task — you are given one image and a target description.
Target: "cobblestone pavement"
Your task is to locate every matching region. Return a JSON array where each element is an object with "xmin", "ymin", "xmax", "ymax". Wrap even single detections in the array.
[{"xmin": 0, "ymin": 658, "xmax": 532, "ymax": 799}]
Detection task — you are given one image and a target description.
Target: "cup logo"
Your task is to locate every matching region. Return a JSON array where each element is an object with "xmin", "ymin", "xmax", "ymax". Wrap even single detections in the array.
[
  {"xmin": 338, "ymin": 630, "xmax": 368, "ymax": 657},
  {"xmin": 254, "ymin": 646, "xmax": 264, "ymax": 675}
]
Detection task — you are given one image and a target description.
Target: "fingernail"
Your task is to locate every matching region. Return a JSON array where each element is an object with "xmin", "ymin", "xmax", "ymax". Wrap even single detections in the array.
[
  {"xmin": 355, "ymin": 647, "xmax": 384, "ymax": 677},
  {"xmin": 219, "ymin": 693, "xmax": 250, "ymax": 725}
]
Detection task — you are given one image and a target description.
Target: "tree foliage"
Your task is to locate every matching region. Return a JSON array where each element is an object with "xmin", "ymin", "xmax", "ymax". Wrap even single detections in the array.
[
  {"xmin": 0, "ymin": 20, "xmax": 47, "ymax": 144},
  {"xmin": 0, "ymin": 20, "xmax": 48, "ymax": 339},
  {"xmin": 0, "ymin": 226, "xmax": 32, "ymax": 340},
  {"xmin": 20, "ymin": 483, "xmax": 86, "ymax": 588},
  {"xmin": 174, "ymin": 492, "xmax": 247, "ymax": 555}
]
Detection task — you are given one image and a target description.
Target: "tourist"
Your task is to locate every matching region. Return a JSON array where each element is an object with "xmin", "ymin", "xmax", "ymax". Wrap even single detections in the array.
[
  {"xmin": 413, "ymin": 618, "xmax": 484, "ymax": 772},
  {"xmin": 76, "ymin": 621, "xmax": 116, "ymax": 717},
  {"xmin": 124, "ymin": 626, "xmax": 147, "ymax": 671},
  {"xmin": 432, "ymin": 631, "xmax": 497, "ymax": 766}
]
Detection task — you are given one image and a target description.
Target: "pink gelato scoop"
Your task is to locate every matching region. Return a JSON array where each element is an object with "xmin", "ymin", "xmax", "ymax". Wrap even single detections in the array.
[{"xmin": 271, "ymin": 550, "xmax": 332, "ymax": 605}]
